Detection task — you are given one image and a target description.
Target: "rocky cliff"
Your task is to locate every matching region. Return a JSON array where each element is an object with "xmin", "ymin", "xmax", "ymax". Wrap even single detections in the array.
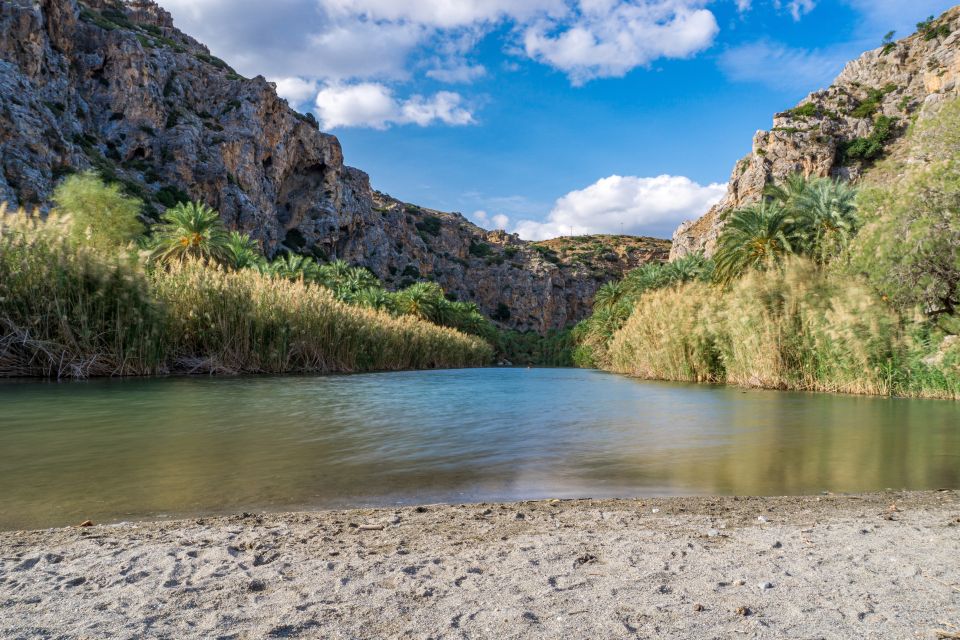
[
  {"xmin": 671, "ymin": 7, "xmax": 960, "ymax": 260},
  {"xmin": 0, "ymin": 0, "xmax": 667, "ymax": 333}
]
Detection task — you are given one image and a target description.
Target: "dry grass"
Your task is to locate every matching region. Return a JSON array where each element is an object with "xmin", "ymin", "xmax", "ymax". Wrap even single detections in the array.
[{"xmin": 607, "ymin": 259, "xmax": 960, "ymax": 398}]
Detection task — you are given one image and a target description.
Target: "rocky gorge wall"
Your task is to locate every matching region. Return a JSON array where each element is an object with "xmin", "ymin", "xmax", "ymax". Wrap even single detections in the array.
[
  {"xmin": 671, "ymin": 8, "xmax": 960, "ymax": 259},
  {"xmin": 0, "ymin": 0, "xmax": 668, "ymax": 333}
]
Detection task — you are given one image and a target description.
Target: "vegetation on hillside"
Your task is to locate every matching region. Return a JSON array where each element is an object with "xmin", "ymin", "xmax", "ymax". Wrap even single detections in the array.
[{"xmin": 573, "ymin": 99, "xmax": 960, "ymax": 398}]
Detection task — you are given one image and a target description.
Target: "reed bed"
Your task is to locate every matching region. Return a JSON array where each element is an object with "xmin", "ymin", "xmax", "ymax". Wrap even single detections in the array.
[
  {"xmin": 0, "ymin": 208, "xmax": 491, "ymax": 378},
  {"xmin": 607, "ymin": 260, "xmax": 960, "ymax": 398}
]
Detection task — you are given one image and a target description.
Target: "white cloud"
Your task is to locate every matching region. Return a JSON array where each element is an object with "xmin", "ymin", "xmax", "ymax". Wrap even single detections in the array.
[
  {"xmin": 513, "ymin": 174, "xmax": 726, "ymax": 240},
  {"xmin": 320, "ymin": 0, "xmax": 566, "ymax": 28},
  {"xmin": 777, "ymin": 0, "xmax": 816, "ymax": 20},
  {"xmin": 471, "ymin": 210, "xmax": 511, "ymax": 230},
  {"xmin": 522, "ymin": 1, "xmax": 719, "ymax": 84},
  {"xmin": 718, "ymin": 40, "xmax": 848, "ymax": 91},
  {"xmin": 426, "ymin": 63, "xmax": 488, "ymax": 83},
  {"xmin": 274, "ymin": 77, "xmax": 319, "ymax": 105},
  {"xmin": 314, "ymin": 83, "xmax": 475, "ymax": 129},
  {"xmin": 160, "ymin": 0, "xmax": 729, "ymax": 92}
]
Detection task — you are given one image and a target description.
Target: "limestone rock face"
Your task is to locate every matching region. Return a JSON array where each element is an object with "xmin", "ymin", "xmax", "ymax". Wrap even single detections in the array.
[
  {"xmin": 671, "ymin": 8, "xmax": 960, "ymax": 260},
  {"xmin": 0, "ymin": 0, "xmax": 667, "ymax": 332}
]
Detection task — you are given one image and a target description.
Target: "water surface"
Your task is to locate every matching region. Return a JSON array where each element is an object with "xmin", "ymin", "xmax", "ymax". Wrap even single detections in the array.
[{"xmin": 1, "ymin": 368, "xmax": 958, "ymax": 530}]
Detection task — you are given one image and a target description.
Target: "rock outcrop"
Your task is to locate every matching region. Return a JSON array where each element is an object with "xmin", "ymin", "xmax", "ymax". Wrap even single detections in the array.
[
  {"xmin": 0, "ymin": 0, "xmax": 667, "ymax": 333},
  {"xmin": 671, "ymin": 8, "xmax": 960, "ymax": 259}
]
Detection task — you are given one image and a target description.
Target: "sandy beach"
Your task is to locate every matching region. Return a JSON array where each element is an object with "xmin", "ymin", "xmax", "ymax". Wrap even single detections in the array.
[{"xmin": 1, "ymin": 491, "xmax": 959, "ymax": 639}]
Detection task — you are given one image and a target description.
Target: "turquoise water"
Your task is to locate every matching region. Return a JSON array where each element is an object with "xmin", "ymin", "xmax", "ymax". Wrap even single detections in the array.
[{"xmin": 0, "ymin": 368, "xmax": 958, "ymax": 530}]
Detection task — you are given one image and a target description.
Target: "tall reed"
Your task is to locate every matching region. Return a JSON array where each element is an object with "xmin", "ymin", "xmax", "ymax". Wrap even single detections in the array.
[
  {"xmin": 607, "ymin": 259, "xmax": 960, "ymax": 398},
  {"xmin": 0, "ymin": 208, "xmax": 492, "ymax": 378},
  {"xmin": 152, "ymin": 261, "xmax": 492, "ymax": 374}
]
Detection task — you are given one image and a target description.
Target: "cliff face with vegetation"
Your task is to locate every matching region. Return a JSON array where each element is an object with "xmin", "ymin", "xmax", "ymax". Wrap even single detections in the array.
[
  {"xmin": 0, "ymin": 0, "xmax": 666, "ymax": 333},
  {"xmin": 671, "ymin": 8, "xmax": 960, "ymax": 259}
]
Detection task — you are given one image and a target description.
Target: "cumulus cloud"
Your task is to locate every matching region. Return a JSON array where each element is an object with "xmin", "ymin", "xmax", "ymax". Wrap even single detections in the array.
[
  {"xmin": 274, "ymin": 77, "xmax": 319, "ymax": 105},
  {"xmin": 522, "ymin": 1, "xmax": 719, "ymax": 84},
  {"xmin": 513, "ymin": 175, "xmax": 726, "ymax": 240},
  {"xmin": 160, "ymin": 0, "xmax": 730, "ymax": 93},
  {"xmin": 314, "ymin": 83, "xmax": 475, "ymax": 129},
  {"xmin": 471, "ymin": 210, "xmax": 512, "ymax": 230},
  {"xmin": 718, "ymin": 40, "xmax": 849, "ymax": 91}
]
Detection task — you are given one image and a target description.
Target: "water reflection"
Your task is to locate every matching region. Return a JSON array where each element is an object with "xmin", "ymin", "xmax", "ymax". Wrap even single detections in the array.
[{"xmin": 0, "ymin": 369, "xmax": 957, "ymax": 530}]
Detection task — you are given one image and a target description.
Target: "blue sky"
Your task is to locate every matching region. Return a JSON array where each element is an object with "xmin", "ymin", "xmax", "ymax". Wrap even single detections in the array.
[{"xmin": 161, "ymin": 0, "xmax": 956, "ymax": 239}]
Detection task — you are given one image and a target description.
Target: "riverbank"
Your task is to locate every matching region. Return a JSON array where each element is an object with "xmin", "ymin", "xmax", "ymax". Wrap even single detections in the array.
[{"xmin": 2, "ymin": 492, "xmax": 958, "ymax": 639}]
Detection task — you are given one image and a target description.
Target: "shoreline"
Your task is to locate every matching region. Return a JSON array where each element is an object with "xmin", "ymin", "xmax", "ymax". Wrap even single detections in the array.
[{"xmin": 3, "ymin": 491, "xmax": 958, "ymax": 638}]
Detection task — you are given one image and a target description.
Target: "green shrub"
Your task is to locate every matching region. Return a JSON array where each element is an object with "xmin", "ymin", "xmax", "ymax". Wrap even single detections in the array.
[
  {"xmin": 416, "ymin": 215, "xmax": 442, "ymax": 237},
  {"xmin": 469, "ymin": 240, "xmax": 492, "ymax": 258},
  {"xmin": 787, "ymin": 103, "xmax": 818, "ymax": 118},
  {"xmin": 839, "ymin": 115, "xmax": 897, "ymax": 163},
  {"xmin": 53, "ymin": 172, "xmax": 144, "ymax": 251}
]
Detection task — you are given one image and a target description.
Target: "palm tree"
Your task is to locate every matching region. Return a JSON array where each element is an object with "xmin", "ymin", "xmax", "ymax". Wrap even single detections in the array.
[
  {"xmin": 393, "ymin": 282, "xmax": 443, "ymax": 321},
  {"xmin": 150, "ymin": 201, "xmax": 230, "ymax": 265},
  {"xmin": 267, "ymin": 253, "xmax": 320, "ymax": 282},
  {"xmin": 713, "ymin": 202, "xmax": 795, "ymax": 284},
  {"xmin": 763, "ymin": 172, "xmax": 812, "ymax": 211},
  {"xmin": 225, "ymin": 231, "xmax": 264, "ymax": 270},
  {"xmin": 352, "ymin": 286, "xmax": 394, "ymax": 311},
  {"xmin": 316, "ymin": 259, "xmax": 354, "ymax": 288},
  {"xmin": 793, "ymin": 178, "xmax": 859, "ymax": 263},
  {"xmin": 593, "ymin": 280, "xmax": 626, "ymax": 311}
]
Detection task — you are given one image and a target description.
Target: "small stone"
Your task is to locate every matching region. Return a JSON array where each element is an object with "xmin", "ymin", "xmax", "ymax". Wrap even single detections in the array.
[
  {"xmin": 651, "ymin": 508, "xmax": 660, "ymax": 513},
  {"xmin": 707, "ymin": 528, "xmax": 720, "ymax": 537},
  {"xmin": 759, "ymin": 581, "xmax": 774, "ymax": 590},
  {"xmin": 736, "ymin": 606, "xmax": 752, "ymax": 617},
  {"xmin": 772, "ymin": 541, "xmax": 782, "ymax": 549},
  {"xmin": 734, "ymin": 579, "xmax": 746, "ymax": 586},
  {"xmin": 693, "ymin": 603, "xmax": 704, "ymax": 612},
  {"xmin": 248, "ymin": 580, "xmax": 266, "ymax": 592},
  {"xmin": 757, "ymin": 516, "xmax": 767, "ymax": 523},
  {"xmin": 78, "ymin": 520, "xmax": 94, "ymax": 528},
  {"xmin": 414, "ymin": 506, "xmax": 428, "ymax": 513},
  {"xmin": 573, "ymin": 553, "xmax": 598, "ymax": 567}
]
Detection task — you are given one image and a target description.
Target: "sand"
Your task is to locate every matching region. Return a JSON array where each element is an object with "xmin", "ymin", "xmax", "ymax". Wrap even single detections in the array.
[{"xmin": 1, "ymin": 491, "xmax": 959, "ymax": 639}]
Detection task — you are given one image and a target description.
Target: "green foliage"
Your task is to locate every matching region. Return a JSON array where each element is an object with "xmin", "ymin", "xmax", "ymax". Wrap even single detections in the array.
[
  {"xmin": 495, "ymin": 329, "xmax": 575, "ymax": 366},
  {"xmin": 880, "ymin": 31, "xmax": 897, "ymax": 55},
  {"xmin": 573, "ymin": 98, "xmax": 960, "ymax": 399},
  {"xmin": 469, "ymin": 240, "xmax": 492, "ymax": 258},
  {"xmin": 0, "ymin": 210, "xmax": 166, "ymax": 377},
  {"xmin": 606, "ymin": 260, "xmax": 940, "ymax": 395},
  {"xmin": 155, "ymin": 185, "xmax": 190, "ymax": 208},
  {"xmin": 225, "ymin": 231, "xmax": 264, "ymax": 270},
  {"xmin": 917, "ymin": 15, "xmax": 952, "ymax": 41},
  {"xmin": 0, "ymin": 209, "xmax": 491, "ymax": 378},
  {"xmin": 786, "ymin": 103, "xmax": 818, "ymax": 118},
  {"xmin": 839, "ymin": 115, "xmax": 897, "ymax": 163},
  {"xmin": 850, "ymin": 84, "xmax": 897, "ymax": 119},
  {"xmin": 532, "ymin": 244, "xmax": 560, "ymax": 264},
  {"xmin": 713, "ymin": 202, "xmax": 794, "ymax": 284},
  {"xmin": 491, "ymin": 302, "xmax": 511, "ymax": 322},
  {"xmin": 851, "ymin": 100, "xmax": 960, "ymax": 318},
  {"xmin": 572, "ymin": 255, "xmax": 713, "ymax": 368},
  {"xmin": 150, "ymin": 201, "xmax": 230, "ymax": 265},
  {"xmin": 416, "ymin": 215, "xmax": 443, "ymax": 237},
  {"xmin": 53, "ymin": 172, "xmax": 144, "ymax": 251}
]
